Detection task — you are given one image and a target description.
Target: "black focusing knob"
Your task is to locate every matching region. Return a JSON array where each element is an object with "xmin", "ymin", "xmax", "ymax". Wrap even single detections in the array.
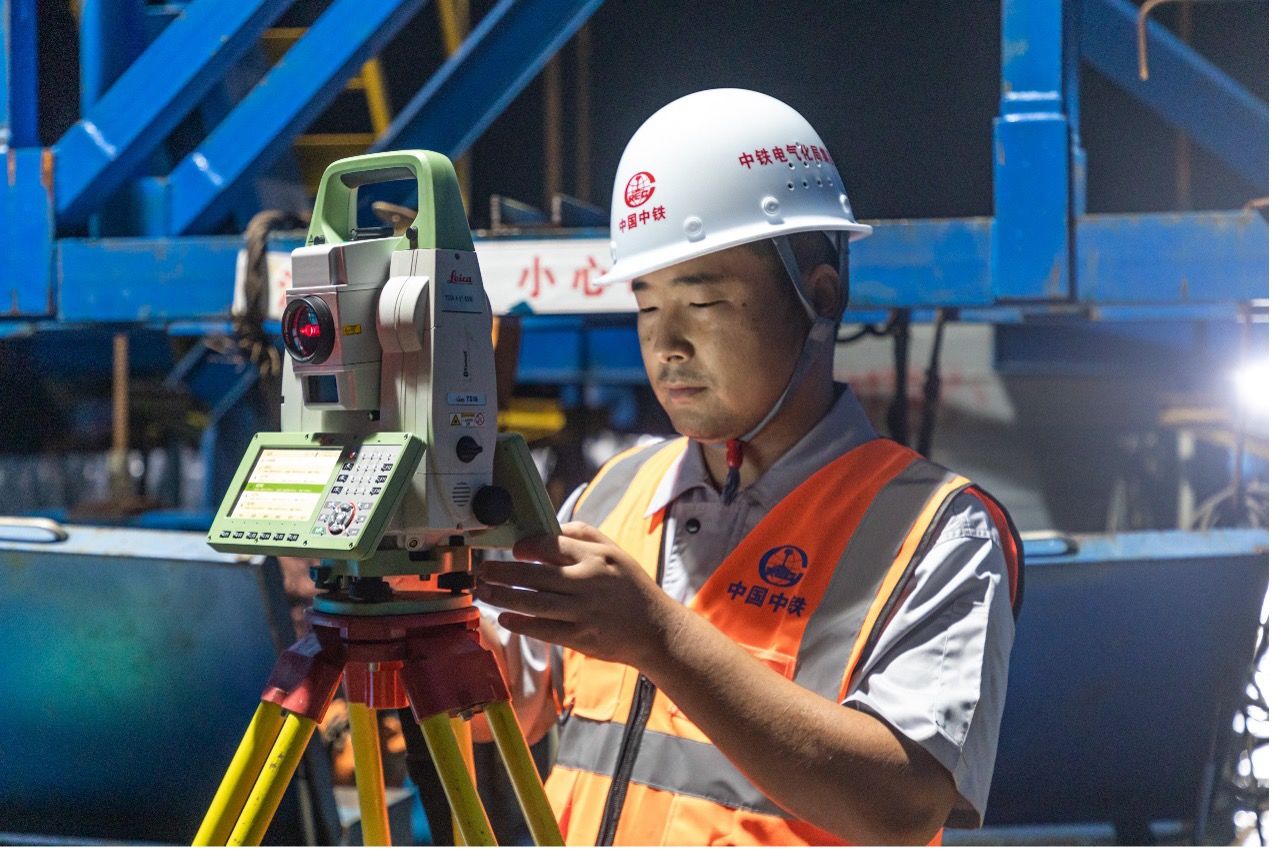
[
  {"xmin": 456, "ymin": 436, "xmax": 483, "ymax": 463},
  {"xmin": 437, "ymin": 572, "xmax": 476, "ymax": 595},
  {"xmin": 472, "ymin": 485, "xmax": 513, "ymax": 526}
]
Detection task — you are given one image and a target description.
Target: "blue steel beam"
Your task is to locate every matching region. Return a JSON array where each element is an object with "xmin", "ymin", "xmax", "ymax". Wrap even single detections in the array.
[
  {"xmin": 1, "ymin": 149, "xmax": 53, "ymax": 317},
  {"xmin": 52, "ymin": 0, "xmax": 293, "ymax": 227},
  {"xmin": 849, "ymin": 218, "xmax": 993, "ymax": 307},
  {"xmin": 1076, "ymin": 210, "xmax": 1268, "ymax": 303},
  {"xmin": 78, "ymin": 0, "xmax": 146, "ymax": 113},
  {"xmin": 1, "ymin": 0, "xmax": 38, "ymax": 148},
  {"xmin": 372, "ymin": 0, "xmax": 604, "ymax": 157},
  {"xmin": 994, "ymin": 0, "xmax": 1074, "ymax": 301},
  {"xmin": 165, "ymin": 0, "xmax": 427, "ymax": 235},
  {"xmin": 1063, "ymin": 0, "xmax": 1086, "ymax": 215},
  {"xmin": 50, "ymin": 214, "xmax": 1268, "ymax": 323},
  {"xmin": 57, "ymin": 236, "xmax": 243, "ymax": 322},
  {"xmin": 1080, "ymin": 0, "xmax": 1268, "ymax": 189}
]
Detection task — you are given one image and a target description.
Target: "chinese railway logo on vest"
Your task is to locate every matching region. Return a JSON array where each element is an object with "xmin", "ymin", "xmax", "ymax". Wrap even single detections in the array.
[
  {"xmin": 624, "ymin": 171, "xmax": 656, "ymax": 207},
  {"xmin": 758, "ymin": 545, "xmax": 808, "ymax": 588}
]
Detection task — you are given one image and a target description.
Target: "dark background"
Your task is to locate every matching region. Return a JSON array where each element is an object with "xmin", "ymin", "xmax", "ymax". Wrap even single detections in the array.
[
  {"xmin": 34, "ymin": 0, "xmax": 1270, "ymax": 228},
  {"xmin": 461, "ymin": 0, "xmax": 1268, "ymax": 221}
]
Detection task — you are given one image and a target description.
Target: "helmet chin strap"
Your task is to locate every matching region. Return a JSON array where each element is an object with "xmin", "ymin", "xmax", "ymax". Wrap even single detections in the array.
[{"xmin": 720, "ymin": 233, "xmax": 844, "ymax": 504}]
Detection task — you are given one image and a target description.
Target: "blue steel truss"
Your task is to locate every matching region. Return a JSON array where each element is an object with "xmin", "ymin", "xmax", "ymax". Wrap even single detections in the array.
[{"xmin": 0, "ymin": 0, "xmax": 1268, "ymax": 326}]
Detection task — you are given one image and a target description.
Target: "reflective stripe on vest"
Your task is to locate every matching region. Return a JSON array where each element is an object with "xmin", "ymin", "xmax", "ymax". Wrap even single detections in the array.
[{"xmin": 551, "ymin": 437, "xmax": 1021, "ymax": 845}]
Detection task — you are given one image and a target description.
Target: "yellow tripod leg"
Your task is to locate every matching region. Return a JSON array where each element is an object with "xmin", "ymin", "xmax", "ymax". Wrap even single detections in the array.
[
  {"xmin": 194, "ymin": 701, "xmax": 287, "ymax": 846},
  {"xmin": 450, "ymin": 716, "xmax": 475, "ymax": 846},
  {"xmin": 349, "ymin": 702, "xmax": 393, "ymax": 846},
  {"xmin": 419, "ymin": 713, "xmax": 497, "ymax": 846},
  {"xmin": 486, "ymin": 701, "xmax": 564, "ymax": 846},
  {"xmin": 227, "ymin": 712, "xmax": 318, "ymax": 846}
]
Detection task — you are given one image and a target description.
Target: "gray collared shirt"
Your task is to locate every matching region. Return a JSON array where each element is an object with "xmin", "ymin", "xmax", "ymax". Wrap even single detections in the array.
[{"xmin": 487, "ymin": 385, "xmax": 1015, "ymax": 829}]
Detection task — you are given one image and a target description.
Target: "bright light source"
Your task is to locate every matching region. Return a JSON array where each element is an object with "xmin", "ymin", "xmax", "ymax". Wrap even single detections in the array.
[{"xmin": 1235, "ymin": 360, "xmax": 1272, "ymax": 415}]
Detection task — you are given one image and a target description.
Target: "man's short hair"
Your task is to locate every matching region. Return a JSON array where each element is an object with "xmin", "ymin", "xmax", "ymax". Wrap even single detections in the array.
[{"xmin": 744, "ymin": 232, "xmax": 844, "ymax": 318}]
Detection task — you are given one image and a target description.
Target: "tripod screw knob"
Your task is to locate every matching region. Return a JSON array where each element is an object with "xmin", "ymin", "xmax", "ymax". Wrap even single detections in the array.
[
  {"xmin": 437, "ymin": 572, "xmax": 476, "ymax": 595},
  {"xmin": 456, "ymin": 436, "xmax": 483, "ymax": 463},
  {"xmin": 472, "ymin": 485, "xmax": 513, "ymax": 526}
]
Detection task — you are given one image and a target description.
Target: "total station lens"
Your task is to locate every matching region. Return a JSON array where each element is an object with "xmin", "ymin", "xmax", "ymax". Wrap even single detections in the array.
[{"xmin": 282, "ymin": 296, "xmax": 335, "ymax": 363}]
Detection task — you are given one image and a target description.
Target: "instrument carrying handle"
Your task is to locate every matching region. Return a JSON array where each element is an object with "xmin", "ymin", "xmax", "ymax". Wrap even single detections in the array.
[{"xmin": 307, "ymin": 150, "xmax": 474, "ymax": 253}]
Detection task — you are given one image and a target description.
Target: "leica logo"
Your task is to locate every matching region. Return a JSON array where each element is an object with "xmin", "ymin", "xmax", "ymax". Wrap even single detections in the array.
[{"xmin": 449, "ymin": 270, "xmax": 473, "ymax": 284}]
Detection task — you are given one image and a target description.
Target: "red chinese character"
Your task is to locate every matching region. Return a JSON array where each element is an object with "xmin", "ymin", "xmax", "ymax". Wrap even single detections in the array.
[
  {"xmin": 618, "ymin": 218, "xmax": 627, "ymax": 232},
  {"xmin": 772, "ymin": 146, "xmax": 788, "ymax": 164},
  {"xmin": 738, "ymin": 151, "xmax": 756, "ymax": 169},
  {"xmin": 799, "ymin": 143, "xmax": 810, "ymax": 161},
  {"xmin": 786, "ymin": 143, "xmax": 800, "ymax": 160},
  {"xmin": 638, "ymin": 209, "xmax": 651, "ymax": 225},
  {"xmin": 572, "ymin": 255, "xmax": 604, "ymax": 297},
  {"xmin": 812, "ymin": 146, "xmax": 824, "ymax": 162},
  {"xmin": 821, "ymin": 146, "xmax": 832, "ymax": 163},
  {"xmin": 755, "ymin": 148, "xmax": 772, "ymax": 166},
  {"xmin": 626, "ymin": 213, "xmax": 638, "ymax": 230},
  {"xmin": 517, "ymin": 256, "xmax": 556, "ymax": 299},
  {"xmin": 653, "ymin": 205, "xmax": 667, "ymax": 221}
]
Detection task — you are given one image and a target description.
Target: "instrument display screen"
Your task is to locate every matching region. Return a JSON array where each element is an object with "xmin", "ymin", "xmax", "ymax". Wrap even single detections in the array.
[{"xmin": 230, "ymin": 448, "xmax": 342, "ymax": 522}]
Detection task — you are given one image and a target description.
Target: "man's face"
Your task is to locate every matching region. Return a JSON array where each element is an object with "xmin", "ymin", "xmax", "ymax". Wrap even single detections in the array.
[{"xmin": 631, "ymin": 244, "xmax": 808, "ymax": 442}]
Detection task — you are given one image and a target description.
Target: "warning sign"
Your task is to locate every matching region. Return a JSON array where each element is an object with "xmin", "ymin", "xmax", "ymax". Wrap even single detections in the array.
[
  {"xmin": 449, "ymin": 411, "xmax": 486, "ymax": 428},
  {"xmin": 236, "ymin": 238, "xmax": 635, "ymax": 321}
]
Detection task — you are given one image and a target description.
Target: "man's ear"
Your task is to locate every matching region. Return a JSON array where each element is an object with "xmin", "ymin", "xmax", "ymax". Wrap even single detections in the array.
[{"xmin": 805, "ymin": 263, "xmax": 844, "ymax": 321}]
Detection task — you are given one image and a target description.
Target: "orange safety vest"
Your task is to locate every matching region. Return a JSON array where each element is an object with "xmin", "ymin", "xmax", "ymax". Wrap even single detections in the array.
[{"xmin": 544, "ymin": 436, "xmax": 1023, "ymax": 846}]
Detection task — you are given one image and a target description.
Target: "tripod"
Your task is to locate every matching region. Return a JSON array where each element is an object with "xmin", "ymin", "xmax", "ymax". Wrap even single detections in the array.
[{"xmin": 193, "ymin": 582, "xmax": 562, "ymax": 846}]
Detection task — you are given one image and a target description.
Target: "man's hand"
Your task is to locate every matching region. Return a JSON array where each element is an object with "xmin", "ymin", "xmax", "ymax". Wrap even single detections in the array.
[
  {"xmin": 474, "ymin": 521, "xmax": 688, "ymax": 669},
  {"xmin": 476, "ymin": 519, "xmax": 968, "ymax": 842}
]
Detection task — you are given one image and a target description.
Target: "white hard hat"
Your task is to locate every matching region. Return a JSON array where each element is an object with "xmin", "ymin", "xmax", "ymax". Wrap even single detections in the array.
[{"xmin": 596, "ymin": 88, "xmax": 872, "ymax": 285}]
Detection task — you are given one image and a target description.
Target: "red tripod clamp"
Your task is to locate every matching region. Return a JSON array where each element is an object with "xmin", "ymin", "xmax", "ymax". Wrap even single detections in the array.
[{"xmin": 260, "ymin": 605, "xmax": 510, "ymax": 723}]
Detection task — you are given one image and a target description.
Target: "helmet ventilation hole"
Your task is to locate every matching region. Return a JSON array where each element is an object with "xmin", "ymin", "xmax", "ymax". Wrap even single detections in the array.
[
  {"xmin": 787, "ymin": 181, "xmax": 795, "ymax": 191},
  {"xmin": 801, "ymin": 180, "xmax": 809, "ymax": 188}
]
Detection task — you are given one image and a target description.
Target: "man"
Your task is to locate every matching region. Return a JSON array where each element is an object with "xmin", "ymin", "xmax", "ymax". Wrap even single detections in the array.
[{"xmin": 474, "ymin": 88, "xmax": 1022, "ymax": 845}]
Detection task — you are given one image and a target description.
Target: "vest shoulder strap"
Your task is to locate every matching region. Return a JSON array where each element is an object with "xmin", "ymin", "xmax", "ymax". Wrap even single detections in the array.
[
  {"xmin": 572, "ymin": 437, "xmax": 687, "ymax": 526},
  {"xmin": 838, "ymin": 466, "xmax": 1026, "ymax": 700}
]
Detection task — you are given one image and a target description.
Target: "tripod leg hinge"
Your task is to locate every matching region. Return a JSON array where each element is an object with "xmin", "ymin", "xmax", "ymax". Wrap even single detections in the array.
[
  {"xmin": 260, "ymin": 631, "xmax": 346, "ymax": 723},
  {"xmin": 400, "ymin": 630, "xmax": 510, "ymax": 720}
]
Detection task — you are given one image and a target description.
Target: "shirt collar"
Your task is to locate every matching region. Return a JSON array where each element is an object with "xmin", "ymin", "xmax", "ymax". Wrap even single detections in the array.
[{"xmin": 644, "ymin": 383, "xmax": 879, "ymax": 517}]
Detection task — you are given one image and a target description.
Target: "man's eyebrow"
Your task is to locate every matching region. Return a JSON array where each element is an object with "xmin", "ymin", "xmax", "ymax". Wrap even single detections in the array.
[{"xmin": 630, "ymin": 272, "xmax": 727, "ymax": 293}]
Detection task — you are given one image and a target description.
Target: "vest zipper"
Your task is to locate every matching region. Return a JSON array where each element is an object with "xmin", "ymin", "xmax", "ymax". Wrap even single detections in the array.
[
  {"xmin": 596, "ymin": 672, "xmax": 656, "ymax": 845},
  {"xmin": 595, "ymin": 514, "xmax": 669, "ymax": 845}
]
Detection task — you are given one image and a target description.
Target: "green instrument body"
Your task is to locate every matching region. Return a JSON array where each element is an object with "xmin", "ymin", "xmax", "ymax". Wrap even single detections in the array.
[
  {"xmin": 207, "ymin": 432, "xmax": 422, "ymax": 559},
  {"xmin": 207, "ymin": 151, "xmax": 559, "ymax": 567}
]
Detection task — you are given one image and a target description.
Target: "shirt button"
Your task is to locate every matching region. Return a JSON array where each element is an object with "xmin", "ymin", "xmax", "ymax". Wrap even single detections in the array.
[{"xmin": 685, "ymin": 518, "xmax": 701, "ymax": 534}]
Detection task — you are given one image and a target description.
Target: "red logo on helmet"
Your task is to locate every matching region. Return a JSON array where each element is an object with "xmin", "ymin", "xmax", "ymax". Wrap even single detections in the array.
[{"xmin": 624, "ymin": 172, "xmax": 657, "ymax": 208}]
